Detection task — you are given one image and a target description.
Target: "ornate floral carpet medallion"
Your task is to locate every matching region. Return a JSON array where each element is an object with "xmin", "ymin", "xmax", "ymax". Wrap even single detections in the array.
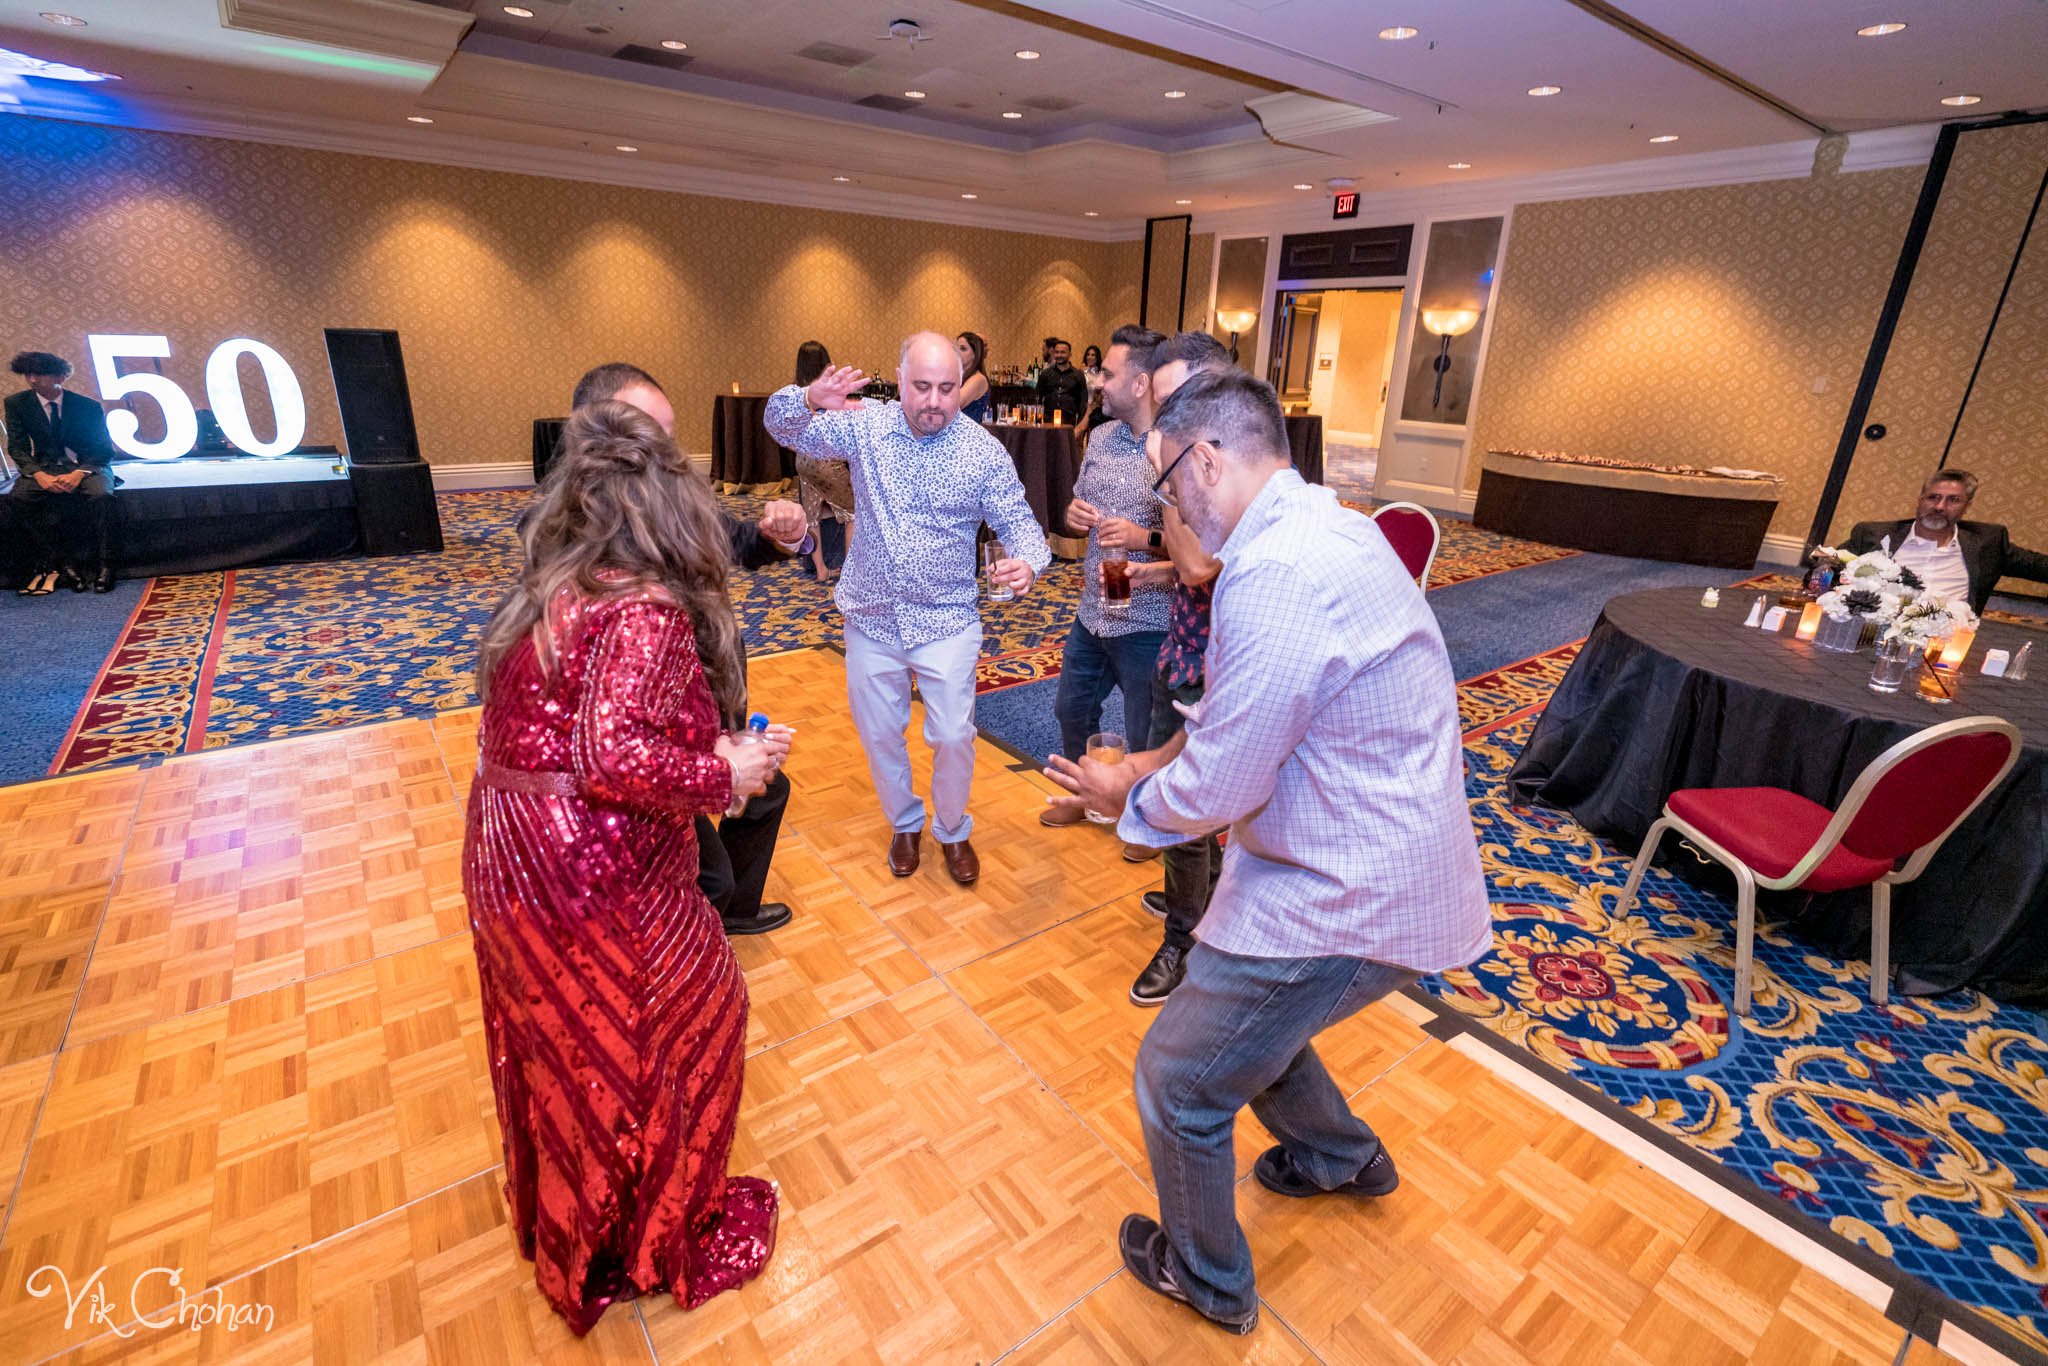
[{"xmin": 1422, "ymin": 679, "xmax": 2048, "ymax": 1362}]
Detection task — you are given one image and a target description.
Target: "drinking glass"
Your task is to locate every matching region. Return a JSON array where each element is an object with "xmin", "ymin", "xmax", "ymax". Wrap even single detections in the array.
[
  {"xmin": 1084, "ymin": 731, "xmax": 1125, "ymax": 824},
  {"xmin": 984, "ymin": 541, "xmax": 1014, "ymax": 603},
  {"xmin": 1867, "ymin": 635, "xmax": 1918, "ymax": 694},
  {"xmin": 1917, "ymin": 660, "xmax": 1958, "ymax": 705},
  {"xmin": 1100, "ymin": 549, "xmax": 1131, "ymax": 610}
]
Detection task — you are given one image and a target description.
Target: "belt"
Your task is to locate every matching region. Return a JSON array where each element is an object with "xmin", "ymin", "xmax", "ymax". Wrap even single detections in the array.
[{"xmin": 477, "ymin": 759, "xmax": 580, "ymax": 798}]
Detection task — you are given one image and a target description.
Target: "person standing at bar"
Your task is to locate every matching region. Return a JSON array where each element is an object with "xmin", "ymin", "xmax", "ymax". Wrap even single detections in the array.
[
  {"xmin": 765, "ymin": 331, "xmax": 1050, "ymax": 885},
  {"xmin": 1043, "ymin": 368, "xmax": 1490, "ymax": 1336}
]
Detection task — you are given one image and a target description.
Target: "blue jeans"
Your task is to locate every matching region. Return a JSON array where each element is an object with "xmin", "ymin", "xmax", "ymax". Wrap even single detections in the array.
[
  {"xmin": 1054, "ymin": 619, "xmax": 1165, "ymax": 760},
  {"xmin": 1134, "ymin": 946, "xmax": 1421, "ymax": 1320}
]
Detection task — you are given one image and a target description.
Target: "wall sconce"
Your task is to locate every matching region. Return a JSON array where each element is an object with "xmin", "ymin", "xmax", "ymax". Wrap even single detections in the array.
[
  {"xmin": 1419, "ymin": 306, "xmax": 1479, "ymax": 410},
  {"xmin": 1216, "ymin": 307, "xmax": 1258, "ymax": 364}
]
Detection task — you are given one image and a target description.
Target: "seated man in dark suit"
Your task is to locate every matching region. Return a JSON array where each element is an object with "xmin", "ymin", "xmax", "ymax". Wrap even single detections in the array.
[
  {"xmin": 1845, "ymin": 468, "xmax": 2048, "ymax": 616},
  {"xmin": 570, "ymin": 362, "xmax": 810, "ymax": 937},
  {"xmin": 6, "ymin": 350, "xmax": 121, "ymax": 594}
]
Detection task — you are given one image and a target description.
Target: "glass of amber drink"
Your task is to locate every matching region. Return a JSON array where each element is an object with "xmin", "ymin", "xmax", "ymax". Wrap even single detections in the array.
[{"xmin": 1084, "ymin": 731, "xmax": 1125, "ymax": 823}]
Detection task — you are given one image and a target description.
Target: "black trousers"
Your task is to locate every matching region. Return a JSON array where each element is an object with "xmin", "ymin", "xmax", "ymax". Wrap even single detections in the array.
[
  {"xmin": 694, "ymin": 768, "xmax": 790, "ymax": 921},
  {"xmin": 1148, "ymin": 668, "xmax": 1221, "ymax": 951},
  {"xmin": 9, "ymin": 471, "xmax": 115, "ymax": 570}
]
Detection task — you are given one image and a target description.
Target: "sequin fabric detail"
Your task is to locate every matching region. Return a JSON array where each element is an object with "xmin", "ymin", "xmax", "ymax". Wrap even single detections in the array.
[{"xmin": 462, "ymin": 594, "xmax": 775, "ymax": 1334}]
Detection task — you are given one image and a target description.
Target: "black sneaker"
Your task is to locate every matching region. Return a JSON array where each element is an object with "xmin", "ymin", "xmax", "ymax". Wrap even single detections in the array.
[
  {"xmin": 1128, "ymin": 943, "xmax": 1187, "ymax": 1007},
  {"xmin": 1117, "ymin": 1214, "xmax": 1257, "ymax": 1335},
  {"xmin": 1252, "ymin": 1144, "xmax": 1398, "ymax": 1199},
  {"xmin": 721, "ymin": 902, "xmax": 793, "ymax": 936},
  {"xmin": 1140, "ymin": 891, "xmax": 1168, "ymax": 921}
]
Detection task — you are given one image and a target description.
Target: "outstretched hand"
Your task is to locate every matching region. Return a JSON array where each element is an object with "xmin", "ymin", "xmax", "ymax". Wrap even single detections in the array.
[
  {"xmin": 1041, "ymin": 752, "xmax": 1138, "ymax": 820},
  {"xmin": 806, "ymin": 366, "xmax": 869, "ymax": 411}
]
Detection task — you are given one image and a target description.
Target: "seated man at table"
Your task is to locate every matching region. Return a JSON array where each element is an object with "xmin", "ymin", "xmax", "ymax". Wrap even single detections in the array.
[
  {"xmin": 1845, "ymin": 468, "xmax": 2048, "ymax": 615},
  {"xmin": 570, "ymin": 361, "xmax": 809, "ymax": 937}
]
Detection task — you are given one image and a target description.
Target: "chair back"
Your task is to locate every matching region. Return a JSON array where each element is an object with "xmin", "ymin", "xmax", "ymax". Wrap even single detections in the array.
[
  {"xmin": 1371, "ymin": 501, "xmax": 1441, "ymax": 588},
  {"xmin": 1784, "ymin": 716, "xmax": 2020, "ymax": 887}
]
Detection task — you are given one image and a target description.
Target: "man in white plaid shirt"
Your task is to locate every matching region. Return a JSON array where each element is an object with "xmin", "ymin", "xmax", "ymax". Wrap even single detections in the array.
[{"xmin": 1045, "ymin": 367, "xmax": 1491, "ymax": 1335}]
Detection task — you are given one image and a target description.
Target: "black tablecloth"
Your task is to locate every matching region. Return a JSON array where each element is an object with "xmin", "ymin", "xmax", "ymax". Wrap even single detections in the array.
[
  {"xmin": 114, "ymin": 476, "xmax": 360, "ymax": 577},
  {"xmin": 708, "ymin": 394, "xmax": 791, "ymax": 490},
  {"xmin": 1285, "ymin": 414, "xmax": 1324, "ymax": 485},
  {"xmin": 983, "ymin": 423, "xmax": 1080, "ymax": 535},
  {"xmin": 532, "ymin": 419, "xmax": 565, "ymax": 483},
  {"xmin": 1508, "ymin": 586, "xmax": 2048, "ymax": 1001}
]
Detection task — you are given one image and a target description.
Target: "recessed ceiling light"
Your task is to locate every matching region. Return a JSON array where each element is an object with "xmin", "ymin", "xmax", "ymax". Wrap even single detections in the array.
[
  {"xmin": 1649, "ymin": 133, "xmax": 1678, "ymax": 143},
  {"xmin": 502, "ymin": 5, "xmax": 535, "ymax": 16},
  {"xmin": 961, "ymin": 192, "xmax": 979, "ymax": 200},
  {"xmin": 1163, "ymin": 89, "xmax": 1187, "ymax": 99},
  {"xmin": 38, "ymin": 11, "xmax": 86, "ymax": 25},
  {"xmin": 1527, "ymin": 85, "xmax": 1561, "ymax": 97},
  {"xmin": 1293, "ymin": 182, "xmax": 1314, "ymax": 190},
  {"xmin": 1002, "ymin": 110, "xmax": 1023, "ymax": 119},
  {"xmin": 832, "ymin": 175, "xmax": 851, "ymax": 182},
  {"xmin": 1941, "ymin": 93, "xmax": 1983, "ymax": 106},
  {"xmin": 904, "ymin": 89, "xmax": 926, "ymax": 99},
  {"xmin": 1378, "ymin": 26, "xmax": 1417, "ymax": 40},
  {"xmin": 1015, "ymin": 49, "xmax": 1040, "ymax": 60},
  {"xmin": 1856, "ymin": 22, "xmax": 1906, "ymax": 37},
  {"xmin": 1447, "ymin": 161, "xmax": 1471, "ymax": 170},
  {"xmin": 406, "ymin": 115, "xmax": 435, "ymax": 124},
  {"xmin": 1175, "ymin": 198, "xmax": 1192, "ymax": 205},
  {"xmin": 660, "ymin": 39, "xmax": 688, "ymax": 52},
  {"xmin": 614, "ymin": 144, "xmax": 638, "ymax": 152},
  {"xmin": 1084, "ymin": 211, "xmax": 1100, "ymax": 217}
]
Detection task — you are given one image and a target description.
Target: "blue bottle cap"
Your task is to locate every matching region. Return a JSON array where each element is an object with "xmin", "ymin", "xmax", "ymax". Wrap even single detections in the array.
[{"xmin": 747, "ymin": 712, "xmax": 769, "ymax": 731}]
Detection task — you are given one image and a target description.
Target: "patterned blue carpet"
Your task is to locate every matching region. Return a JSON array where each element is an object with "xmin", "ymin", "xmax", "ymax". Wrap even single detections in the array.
[{"xmin": 1437, "ymin": 706, "xmax": 2048, "ymax": 1362}]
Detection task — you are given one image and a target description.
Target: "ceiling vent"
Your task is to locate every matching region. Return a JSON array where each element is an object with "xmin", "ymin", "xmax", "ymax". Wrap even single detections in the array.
[
  {"xmin": 613, "ymin": 43, "xmax": 693, "ymax": 71},
  {"xmin": 1019, "ymin": 95, "xmax": 1078, "ymax": 112},
  {"xmin": 855, "ymin": 93, "xmax": 922, "ymax": 112},
  {"xmin": 797, "ymin": 41, "xmax": 873, "ymax": 69}
]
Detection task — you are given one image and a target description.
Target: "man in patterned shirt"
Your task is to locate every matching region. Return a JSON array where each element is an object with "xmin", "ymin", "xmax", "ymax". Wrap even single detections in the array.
[
  {"xmin": 1119, "ymin": 330, "xmax": 1230, "ymax": 1006},
  {"xmin": 1044, "ymin": 368, "xmax": 1491, "ymax": 1336},
  {"xmin": 766, "ymin": 332, "xmax": 1051, "ymax": 886},
  {"xmin": 1045, "ymin": 324, "xmax": 1167, "ymax": 856}
]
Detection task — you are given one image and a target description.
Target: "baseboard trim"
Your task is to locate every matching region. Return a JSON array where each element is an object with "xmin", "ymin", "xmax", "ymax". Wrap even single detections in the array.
[
  {"xmin": 432, "ymin": 461, "xmax": 533, "ymax": 491},
  {"xmin": 1757, "ymin": 532, "xmax": 1808, "ymax": 568}
]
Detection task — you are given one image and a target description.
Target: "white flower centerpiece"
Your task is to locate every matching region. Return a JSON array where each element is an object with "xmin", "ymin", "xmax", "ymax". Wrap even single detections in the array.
[
  {"xmin": 1886, "ymin": 592, "xmax": 1978, "ymax": 650},
  {"xmin": 1810, "ymin": 549, "xmax": 1918, "ymax": 652}
]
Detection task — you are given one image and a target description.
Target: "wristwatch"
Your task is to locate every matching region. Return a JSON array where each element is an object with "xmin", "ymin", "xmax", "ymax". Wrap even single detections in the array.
[{"xmin": 1148, "ymin": 530, "xmax": 1165, "ymax": 553}]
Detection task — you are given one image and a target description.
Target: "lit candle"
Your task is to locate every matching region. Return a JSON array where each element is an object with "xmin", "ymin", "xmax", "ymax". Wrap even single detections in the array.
[
  {"xmin": 1796, "ymin": 602, "xmax": 1823, "ymax": 641},
  {"xmin": 1052, "ymin": 409, "xmax": 1062, "ymax": 426},
  {"xmin": 731, "ymin": 381, "xmax": 741, "ymax": 394},
  {"xmin": 1939, "ymin": 628, "xmax": 1976, "ymax": 668}
]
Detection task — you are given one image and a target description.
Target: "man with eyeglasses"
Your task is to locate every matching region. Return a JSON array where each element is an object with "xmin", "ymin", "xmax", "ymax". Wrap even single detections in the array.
[{"xmin": 1043, "ymin": 367, "xmax": 1490, "ymax": 1337}]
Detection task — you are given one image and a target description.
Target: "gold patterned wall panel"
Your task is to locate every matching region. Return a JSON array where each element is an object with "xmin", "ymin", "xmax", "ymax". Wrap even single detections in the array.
[
  {"xmin": 0, "ymin": 117, "xmax": 1143, "ymax": 465},
  {"xmin": 1471, "ymin": 153, "xmax": 1926, "ymax": 538},
  {"xmin": 1832, "ymin": 120, "xmax": 2048, "ymax": 550}
]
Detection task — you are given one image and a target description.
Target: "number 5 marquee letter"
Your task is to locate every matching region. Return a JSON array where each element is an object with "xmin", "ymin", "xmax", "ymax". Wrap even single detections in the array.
[{"xmin": 87, "ymin": 334, "xmax": 308, "ymax": 461}]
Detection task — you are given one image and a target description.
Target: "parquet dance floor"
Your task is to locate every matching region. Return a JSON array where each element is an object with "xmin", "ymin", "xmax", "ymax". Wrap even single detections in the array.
[{"xmin": 0, "ymin": 649, "xmax": 2008, "ymax": 1363}]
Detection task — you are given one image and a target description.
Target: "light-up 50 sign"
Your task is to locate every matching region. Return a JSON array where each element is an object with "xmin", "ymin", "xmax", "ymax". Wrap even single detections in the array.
[{"xmin": 87, "ymin": 334, "xmax": 308, "ymax": 461}]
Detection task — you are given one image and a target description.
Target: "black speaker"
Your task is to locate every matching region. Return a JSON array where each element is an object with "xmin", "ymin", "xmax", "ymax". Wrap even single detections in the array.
[
  {"xmin": 349, "ymin": 460, "xmax": 444, "ymax": 556},
  {"xmin": 324, "ymin": 328, "xmax": 422, "ymax": 465}
]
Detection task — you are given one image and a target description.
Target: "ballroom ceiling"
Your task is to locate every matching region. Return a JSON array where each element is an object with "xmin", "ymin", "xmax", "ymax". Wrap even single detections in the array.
[{"xmin": 0, "ymin": 0, "xmax": 2039, "ymax": 233}]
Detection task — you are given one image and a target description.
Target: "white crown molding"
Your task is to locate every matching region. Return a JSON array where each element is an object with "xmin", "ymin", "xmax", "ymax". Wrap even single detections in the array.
[
  {"xmin": 217, "ymin": 0, "xmax": 470, "ymax": 71},
  {"xmin": 1840, "ymin": 123, "xmax": 1944, "ymax": 173},
  {"xmin": 1245, "ymin": 92, "xmax": 1398, "ymax": 147},
  {"xmin": 1188, "ymin": 133, "xmax": 1908, "ymax": 238},
  {"xmin": 19, "ymin": 97, "xmax": 1145, "ymax": 242}
]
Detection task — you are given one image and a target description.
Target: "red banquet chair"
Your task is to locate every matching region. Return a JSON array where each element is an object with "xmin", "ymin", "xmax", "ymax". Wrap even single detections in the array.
[
  {"xmin": 1371, "ymin": 501, "xmax": 1440, "ymax": 588},
  {"xmin": 1614, "ymin": 715, "xmax": 2020, "ymax": 1016}
]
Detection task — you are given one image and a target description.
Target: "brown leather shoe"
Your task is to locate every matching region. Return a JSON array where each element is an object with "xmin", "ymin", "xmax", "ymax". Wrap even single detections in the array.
[
  {"xmin": 1122, "ymin": 842, "xmax": 1159, "ymax": 862},
  {"xmin": 941, "ymin": 838, "xmax": 980, "ymax": 885},
  {"xmin": 888, "ymin": 831, "xmax": 921, "ymax": 877},
  {"xmin": 1040, "ymin": 803, "xmax": 1087, "ymax": 828}
]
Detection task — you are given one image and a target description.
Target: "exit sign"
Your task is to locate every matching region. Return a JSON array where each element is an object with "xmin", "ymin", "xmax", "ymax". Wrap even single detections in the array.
[{"xmin": 1332, "ymin": 191, "xmax": 1359, "ymax": 219}]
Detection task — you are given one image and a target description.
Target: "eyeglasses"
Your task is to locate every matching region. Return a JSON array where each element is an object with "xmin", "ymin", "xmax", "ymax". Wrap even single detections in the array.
[{"xmin": 1152, "ymin": 437, "xmax": 1216, "ymax": 508}]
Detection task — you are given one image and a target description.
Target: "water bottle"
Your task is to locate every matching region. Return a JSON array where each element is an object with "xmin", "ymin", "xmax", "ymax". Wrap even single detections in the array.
[
  {"xmin": 725, "ymin": 712, "xmax": 770, "ymax": 817},
  {"xmin": 2012, "ymin": 641, "xmax": 2032, "ymax": 682}
]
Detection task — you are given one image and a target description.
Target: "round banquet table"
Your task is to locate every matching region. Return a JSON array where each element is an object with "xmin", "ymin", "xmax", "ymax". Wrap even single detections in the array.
[
  {"xmin": 1507, "ymin": 585, "xmax": 2048, "ymax": 1002},
  {"xmin": 708, "ymin": 393, "xmax": 792, "ymax": 492},
  {"xmin": 982, "ymin": 421, "xmax": 1080, "ymax": 536}
]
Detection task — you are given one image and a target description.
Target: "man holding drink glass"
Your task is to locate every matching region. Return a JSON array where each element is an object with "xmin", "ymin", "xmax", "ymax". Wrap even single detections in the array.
[
  {"xmin": 1043, "ymin": 368, "xmax": 1490, "ymax": 1337},
  {"xmin": 1044, "ymin": 324, "xmax": 1169, "ymax": 857}
]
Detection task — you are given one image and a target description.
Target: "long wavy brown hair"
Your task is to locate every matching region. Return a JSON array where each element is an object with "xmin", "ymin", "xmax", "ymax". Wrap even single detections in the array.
[{"xmin": 478, "ymin": 400, "xmax": 745, "ymax": 719}]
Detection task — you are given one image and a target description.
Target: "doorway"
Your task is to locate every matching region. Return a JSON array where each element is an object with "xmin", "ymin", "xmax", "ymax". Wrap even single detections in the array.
[{"xmin": 1269, "ymin": 286, "xmax": 1403, "ymax": 504}]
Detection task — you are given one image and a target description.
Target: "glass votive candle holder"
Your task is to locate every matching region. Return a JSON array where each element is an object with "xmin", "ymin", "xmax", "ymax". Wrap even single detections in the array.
[
  {"xmin": 1917, "ymin": 660, "xmax": 1958, "ymax": 704},
  {"xmin": 1938, "ymin": 627, "xmax": 1976, "ymax": 669},
  {"xmin": 1795, "ymin": 602, "xmax": 1823, "ymax": 641}
]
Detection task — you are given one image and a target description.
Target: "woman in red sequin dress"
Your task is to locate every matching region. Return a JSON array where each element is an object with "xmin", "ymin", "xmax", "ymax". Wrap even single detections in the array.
[{"xmin": 464, "ymin": 401, "xmax": 782, "ymax": 1333}]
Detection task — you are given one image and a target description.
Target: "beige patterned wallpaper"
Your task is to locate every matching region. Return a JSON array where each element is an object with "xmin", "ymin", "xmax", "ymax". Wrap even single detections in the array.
[
  {"xmin": 1473, "ymin": 126, "xmax": 2048, "ymax": 560},
  {"xmin": 1471, "ymin": 144, "xmax": 1924, "ymax": 540},
  {"xmin": 0, "ymin": 117, "xmax": 1145, "ymax": 465}
]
